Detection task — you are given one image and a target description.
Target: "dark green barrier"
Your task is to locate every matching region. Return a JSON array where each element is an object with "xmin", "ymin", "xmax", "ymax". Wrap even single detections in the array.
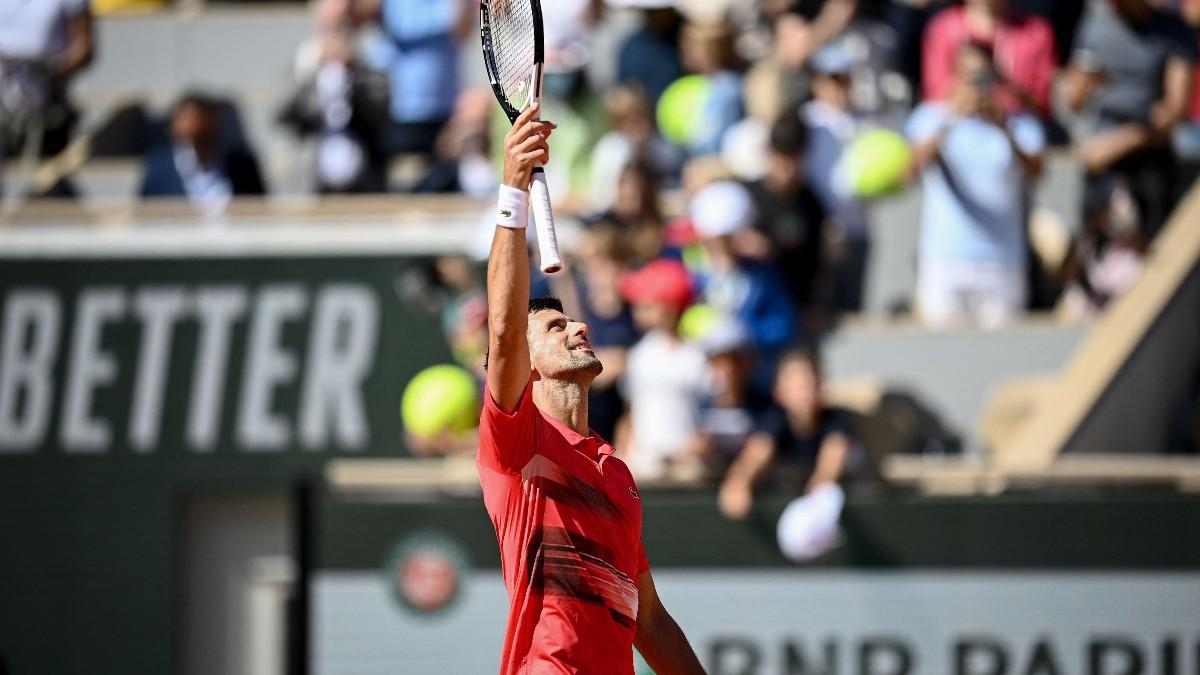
[
  {"xmin": 317, "ymin": 489, "xmax": 1200, "ymax": 571},
  {"xmin": 0, "ymin": 255, "xmax": 450, "ymax": 674}
]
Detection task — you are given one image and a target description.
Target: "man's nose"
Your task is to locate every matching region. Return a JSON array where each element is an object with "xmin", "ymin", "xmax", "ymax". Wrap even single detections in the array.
[{"xmin": 570, "ymin": 321, "xmax": 590, "ymax": 338}]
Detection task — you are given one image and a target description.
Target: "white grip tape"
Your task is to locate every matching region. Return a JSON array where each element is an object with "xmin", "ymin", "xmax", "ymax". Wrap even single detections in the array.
[
  {"xmin": 496, "ymin": 184, "xmax": 529, "ymax": 229},
  {"xmin": 529, "ymin": 170, "xmax": 562, "ymax": 273}
]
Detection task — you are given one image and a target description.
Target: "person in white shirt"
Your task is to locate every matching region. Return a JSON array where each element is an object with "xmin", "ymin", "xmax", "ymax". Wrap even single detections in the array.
[{"xmin": 620, "ymin": 258, "xmax": 709, "ymax": 478}]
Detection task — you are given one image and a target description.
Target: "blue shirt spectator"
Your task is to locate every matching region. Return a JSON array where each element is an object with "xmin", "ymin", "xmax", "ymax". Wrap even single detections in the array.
[
  {"xmin": 906, "ymin": 103, "xmax": 1044, "ymax": 267},
  {"xmin": 374, "ymin": 0, "xmax": 460, "ymax": 124},
  {"xmin": 906, "ymin": 42, "xmax": 1045, "ymax": 328},
  {"xmin": 691, "ymin": 71, "xmax": 744, "ymax": 156}
]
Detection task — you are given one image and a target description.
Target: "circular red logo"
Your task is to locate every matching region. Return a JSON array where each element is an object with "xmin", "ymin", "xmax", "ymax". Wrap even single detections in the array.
[{"xmin": 398, "ymin": 550, "xmax": 459, "ymax": 612}]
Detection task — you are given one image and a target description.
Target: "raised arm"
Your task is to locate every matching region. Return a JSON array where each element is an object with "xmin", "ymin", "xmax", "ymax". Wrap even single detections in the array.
[{"xmin": 487, "ymin": 105, "xmax": 554, "ymax": 412}]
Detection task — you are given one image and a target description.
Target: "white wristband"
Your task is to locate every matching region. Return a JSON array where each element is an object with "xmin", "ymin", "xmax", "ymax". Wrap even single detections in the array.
[{"xmin": 496, "ymin": 184, "xmax": 529, "ymax": 229}]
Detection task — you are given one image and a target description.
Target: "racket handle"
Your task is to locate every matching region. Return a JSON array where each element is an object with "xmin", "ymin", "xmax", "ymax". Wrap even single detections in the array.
[{"xmin": 529, "ymin": 167, "xmax": 563, "ymax": 274}]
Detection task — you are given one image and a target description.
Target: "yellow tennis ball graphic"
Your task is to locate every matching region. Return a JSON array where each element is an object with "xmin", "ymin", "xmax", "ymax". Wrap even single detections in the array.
[
  {"xmin": 678, "ymin": 303, "xmax": 719, "ymax": 342},
  {"xmin": 657, "ymin": 75, "xmax": 711, "ymax": 146},
  {"xmin": 842, "ymin": 128, "xmax": 912, "ymax": 199},
  {"xmin": 401, "ymin": 364, "xmax": 481, "ymax": 440}
]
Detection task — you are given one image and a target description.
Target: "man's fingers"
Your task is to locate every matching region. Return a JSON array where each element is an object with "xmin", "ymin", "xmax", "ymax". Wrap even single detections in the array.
[
  {"xmin": 513, "ymin": 133, "xmax": 549, "ymax": 155},
  {"xmin": 506, "ymin": 117, "xmax": 556, "ymax": 147},
  {"xmin": 513, "ymin": 102, "xmax": 539, "ymax": 128},
  {"xmin": 518, "ymin": 149, "xmax": 549, "ymax": 164}
]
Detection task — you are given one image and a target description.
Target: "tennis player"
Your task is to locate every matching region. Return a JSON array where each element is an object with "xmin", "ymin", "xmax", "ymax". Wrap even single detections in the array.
[{"xmin": 478, "ymin": 105, "xmax": 706, "ymax": 675}]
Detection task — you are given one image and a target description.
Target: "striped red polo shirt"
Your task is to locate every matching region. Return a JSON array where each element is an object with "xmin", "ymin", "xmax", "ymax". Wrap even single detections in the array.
[{"xmin": 477, "ymin": 379, "xmax": 649, "ymax": 675}]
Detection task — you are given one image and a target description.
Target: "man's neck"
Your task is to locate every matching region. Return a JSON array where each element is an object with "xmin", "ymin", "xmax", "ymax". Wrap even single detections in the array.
[{"xmin": 533, "ymin": 378, "xmax": 591, "ymax": 437}]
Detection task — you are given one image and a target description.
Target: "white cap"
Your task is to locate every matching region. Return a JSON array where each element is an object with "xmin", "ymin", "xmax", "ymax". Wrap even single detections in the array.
[
  {"xmin": 721, "ymin": 119, "xmax": 769, "ymax": 182},
  {"xmin": 776, "ymin": 483, "xmax": 845, "ymax": 562},
  {"xmin": 690, "ymin": 180, "xmax": 756, "ymax": 238}
]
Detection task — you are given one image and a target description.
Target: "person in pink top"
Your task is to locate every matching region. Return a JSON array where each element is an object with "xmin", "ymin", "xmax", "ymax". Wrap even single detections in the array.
[{"xmin": 922, "ymin": 0, "xmax": 1058, "ymax": 116}]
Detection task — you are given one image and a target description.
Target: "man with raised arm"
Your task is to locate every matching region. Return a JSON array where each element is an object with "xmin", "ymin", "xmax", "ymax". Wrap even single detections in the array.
[{"xmin": 478, "ymin": 103, "xmax": 706, "ymax": 675}]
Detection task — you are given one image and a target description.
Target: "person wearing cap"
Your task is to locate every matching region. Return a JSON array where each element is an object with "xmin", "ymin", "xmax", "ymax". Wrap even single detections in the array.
[
  {"xmin": 803, "ymin": 42, "xmax": 873, "ymax": 315},
  {"xmin": 620, "ymin": 258, "xmax": 711, "ymax": 479},
  {"xmin": 692, "ymin": 180, "xmax": 798, "ymax": 394}
]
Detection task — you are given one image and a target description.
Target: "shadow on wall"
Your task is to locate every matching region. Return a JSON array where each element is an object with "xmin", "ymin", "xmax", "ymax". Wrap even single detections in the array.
[{"xmin": 856, "ymin": 389, "xmax": 963, "ymax": 463}]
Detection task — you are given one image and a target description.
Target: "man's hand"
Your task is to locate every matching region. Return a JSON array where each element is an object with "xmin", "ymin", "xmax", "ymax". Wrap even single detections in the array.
[
  {"xmin": 717, "ymin": 478, "xmax": 753, "ymax": 520},
  {"xmin": 502, "ymin": 104, "xmax": 556, "ymax": 189}
]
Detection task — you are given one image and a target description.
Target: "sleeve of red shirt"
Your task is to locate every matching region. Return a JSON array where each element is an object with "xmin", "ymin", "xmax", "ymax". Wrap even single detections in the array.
[
  {"xmin": 478, "ymin": 377, "xmax": 537, "ymax": 474},
  {"xmin": 922, "ymin": 10, "xmax": 959, "ymax": 103},
  {"xmin": 637, "ymin": 538, "xmax": 651, "ymax": 575},
  {"xmin": 1023, "ymin": 17, "xmax": 1058, "ymax": 116}
]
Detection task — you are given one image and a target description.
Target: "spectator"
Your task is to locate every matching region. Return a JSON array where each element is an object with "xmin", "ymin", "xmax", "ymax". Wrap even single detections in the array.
[
  {"xmin": 0, "ymin": 0, "xmax": 94, "ymax": 198},
  {"xmin": 595, "ymin": 160, "xmax": 667, "ymax": 264},
  {"xmin": 436, "ymin": 254, "xmax": 489, "ymax": 379},
  {"xmin": 1063, "ymin": 0, "xmax": 1197, "ymax": 240},
  {"xmin": 590, "ymin": 85, "xmax": 682, "ymax": 212},
  {"xmin": 616, "ymin": 5, "xmax": 685, "ymax": 110},
  {"xmin": 140, "ymin": 93, "xmax": 267, "ymax": 212},
  {"xmin": 362, "ymin": 0, "xmax": 470, "ymax": 158},
  {"xmin": 692, "ymin": 181, "xmax": 798, "ymax": 392},
  {"xmin": 922, "ymin": 0, "xmax": 1058, "ymax": 117},
  {"xmin": 412, "ymin": 89, "xmax": 497, "ymax": 196},
  {"xmin": 803, "ymin": 44, "xmax": 873, "ymax": 315},
  {"xmin": 906, "ymin": 42, "xmax": 1045, "ymax": 329},
  {"xmin": 696, "ymin": 320, "xmax": 768, "ymax": 474},
  {"xmin": 620, "ymin": 258, "xmax": 708, "ymax": 478},
  {"xmin": 279, "ymin": 0, "xmax": 390, "ymax": 194},
  {"xmin": 1174, "ymin": 0, "xmax": 1200, "ymax": 180},
  {"xmin": 774, "ymin": 0, "xmax": 861, "ymax": 70},
  {"xmin": 679, "ymin": 20, "xmax": 746, "ymax": 156},
  {"xmin": 743, "ymin": 115, "xmax": 827, "ymax": 318},
  {"xmin": 718, "ymin": 345, "xmax": 859, "ymax": 520},
  {"xmin": 1057, "ymin": 177, "xmax": 1146, "ymax": 322}
]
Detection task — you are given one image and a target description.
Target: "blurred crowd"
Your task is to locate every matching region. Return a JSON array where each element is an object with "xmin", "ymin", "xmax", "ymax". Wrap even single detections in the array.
[{"xmin": 3, "ymin": 0, "xmax": 1200, "ymax": 504}]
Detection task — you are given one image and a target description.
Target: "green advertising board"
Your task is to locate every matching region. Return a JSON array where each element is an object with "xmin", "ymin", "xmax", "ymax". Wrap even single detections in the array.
[{"xmin": 0, "ymin": 253, "xmax": 453, "ymax": 674}]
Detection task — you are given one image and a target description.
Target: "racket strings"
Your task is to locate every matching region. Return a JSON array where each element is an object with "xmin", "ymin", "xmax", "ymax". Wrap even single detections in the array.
[{"xmin": 486, "ymin": 0, "xmax": 536, "ymax": 110}]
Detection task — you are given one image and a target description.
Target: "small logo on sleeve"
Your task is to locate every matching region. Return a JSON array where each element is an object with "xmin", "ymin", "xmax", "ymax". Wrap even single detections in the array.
[
  {"xmin": 628, "ymin": 486, "xmax": 640, "ymax": 500},
  {"xmin": 500, "ymin": 209, "xmax": 513, "ymax": 218}
]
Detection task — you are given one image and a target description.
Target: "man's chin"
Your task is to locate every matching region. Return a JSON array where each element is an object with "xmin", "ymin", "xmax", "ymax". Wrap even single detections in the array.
[{"xmin": 565, "ymin": 353, "xmax": 604, "ymax": 377}]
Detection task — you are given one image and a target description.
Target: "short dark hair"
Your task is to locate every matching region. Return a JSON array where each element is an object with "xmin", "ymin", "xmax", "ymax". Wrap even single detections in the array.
[
  {"xmin": 777, "ymin": 342, "xmax": 823, "ymax": 380},
  {"xmin": 528, "ymin": 296, "xmax": 564, "ymax": 315},
  {"xmin": 174, "ymin": 90, "xmax": 221, "ymax": 117},
  {"xmin": 769, "ymin": 115, "xmax": 808, "ymax": 157},
  {"xmin": 483, "ymin": 297, "xmax": 565, "ymax": 370}
]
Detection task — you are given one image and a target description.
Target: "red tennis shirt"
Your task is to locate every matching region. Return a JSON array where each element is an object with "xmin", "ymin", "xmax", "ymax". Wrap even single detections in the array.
[{"xmin": 478, "ymin": 379, "xmax": 649, "ymax": 675}]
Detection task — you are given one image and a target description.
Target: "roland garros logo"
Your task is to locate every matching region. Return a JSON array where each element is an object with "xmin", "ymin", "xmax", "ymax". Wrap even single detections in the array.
[{"xmin": 386, "ymin": 532, "xmax": 470, "ymax": 616}]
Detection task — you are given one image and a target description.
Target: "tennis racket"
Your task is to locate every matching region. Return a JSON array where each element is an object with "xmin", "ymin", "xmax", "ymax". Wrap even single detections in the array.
[{"xmin": 480, "ymin": 0, "xmax": 563, "ymax": 274}]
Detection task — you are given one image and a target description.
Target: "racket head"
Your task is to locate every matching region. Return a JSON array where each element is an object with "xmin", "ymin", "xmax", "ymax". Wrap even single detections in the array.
[{"xmin": 480, "ymin": 0, "xmax": 545, "ymax": 123}]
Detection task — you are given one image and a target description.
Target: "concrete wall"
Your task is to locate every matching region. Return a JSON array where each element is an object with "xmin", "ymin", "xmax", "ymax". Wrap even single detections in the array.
[{"xmin": 825, "ymin": 321, "xmax": 1086, "ymax": 455}]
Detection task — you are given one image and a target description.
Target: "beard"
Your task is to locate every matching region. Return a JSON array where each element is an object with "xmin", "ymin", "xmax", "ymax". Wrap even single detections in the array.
[{"xmin": 563, "ymin": 350, "xmax": 604, "ymax": 378}]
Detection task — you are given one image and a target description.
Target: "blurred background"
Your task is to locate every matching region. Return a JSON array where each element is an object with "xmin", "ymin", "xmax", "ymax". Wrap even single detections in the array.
[{"xmin": 0, "ymin": 0, "xmax": 1198, "ymax": 672}]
